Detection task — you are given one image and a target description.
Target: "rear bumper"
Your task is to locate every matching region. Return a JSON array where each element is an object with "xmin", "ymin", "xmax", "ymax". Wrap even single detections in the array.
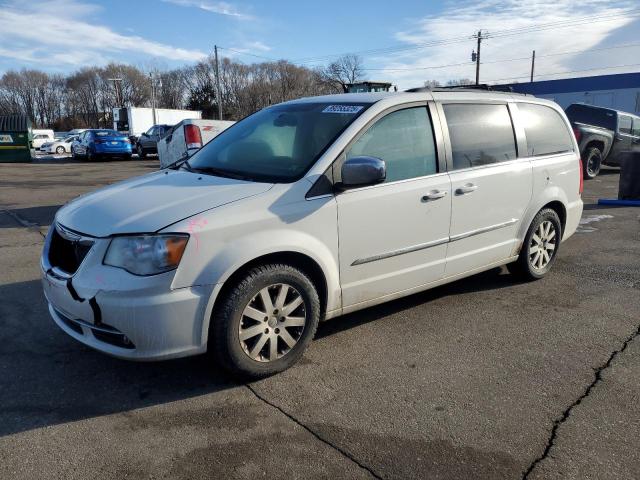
[
  {"xmin": 563, "ymin": 198, "xmax": 583, "ymax": 240},
  {"xmin": 93, "ymin": 145, "xmax": 132, "ymax": 155}
]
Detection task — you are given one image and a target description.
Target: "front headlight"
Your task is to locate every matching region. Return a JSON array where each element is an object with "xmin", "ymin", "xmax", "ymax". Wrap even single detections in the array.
[{"xmin": 104, "ymin": 234, "xmax": 189, "ymax": 276}]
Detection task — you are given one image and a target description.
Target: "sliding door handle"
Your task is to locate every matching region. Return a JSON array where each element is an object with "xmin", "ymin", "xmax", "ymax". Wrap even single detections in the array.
[
  {"xmin": 422, "ymin": 190, "xmax": 448, "ymax": 201},
  {"xmin": 455, "ymin": 183, "xmax": 478, "ymax": 195}
]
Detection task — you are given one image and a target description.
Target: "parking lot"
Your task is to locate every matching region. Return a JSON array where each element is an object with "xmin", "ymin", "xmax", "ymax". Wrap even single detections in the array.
[{"xmin": 1, "ymin": 157, "xmax": 639, "ymax": 479}]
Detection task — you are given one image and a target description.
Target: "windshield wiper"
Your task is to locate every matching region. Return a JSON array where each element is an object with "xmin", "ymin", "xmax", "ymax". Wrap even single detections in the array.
[
  {"xmin": 165, "ymin": 155, "xmax": 190, "ymax": 170},
  {"xmin": 191, "ymin": 166, "xmax": 250, "ymax": 181}
]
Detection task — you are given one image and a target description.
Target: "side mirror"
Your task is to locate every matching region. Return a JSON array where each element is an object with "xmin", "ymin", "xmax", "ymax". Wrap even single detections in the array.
[{"xmin": 340, "ymin": 156, "xmax": 386, "ymax": 188}]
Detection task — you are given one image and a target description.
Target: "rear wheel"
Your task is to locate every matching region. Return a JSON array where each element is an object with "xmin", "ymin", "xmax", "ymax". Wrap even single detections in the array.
[
  {"xmin": 508, "ymin": 208, "xmax": 562, "ymax": 280},
  {"xmin": 583, "ymin": 146, "xmax": 602, "ymax": 179},
  {"xmin": 211, "ymin": 264, "xmax": 320, "ymax": 378}
]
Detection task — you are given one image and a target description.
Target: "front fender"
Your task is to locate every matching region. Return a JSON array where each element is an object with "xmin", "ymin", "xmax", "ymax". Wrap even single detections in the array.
[{"xmin": 175, "ymin": 228, "xmax": 341, "ymax": 349}]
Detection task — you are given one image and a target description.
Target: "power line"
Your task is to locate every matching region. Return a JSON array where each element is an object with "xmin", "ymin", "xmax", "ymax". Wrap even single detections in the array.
[
  {"xmin": 216, "ymin": 46, "xmax": 277, "ymax": 62},
  {"xmin": 485, "ymin": 62, "xmax": 640, "ymax": 84},
  {"xmin": 361, "ymin": 41, "xmax": 640, "ymax": 72},
  {"xmin": 290, "ymin": 9, "xmax": 640, "ymax": 64}
]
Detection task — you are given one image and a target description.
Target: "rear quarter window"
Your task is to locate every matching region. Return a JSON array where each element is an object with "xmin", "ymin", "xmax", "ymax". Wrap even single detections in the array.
[{"xmin": 518, "ymin": 103, "xmax": 574, "ymax": 157}]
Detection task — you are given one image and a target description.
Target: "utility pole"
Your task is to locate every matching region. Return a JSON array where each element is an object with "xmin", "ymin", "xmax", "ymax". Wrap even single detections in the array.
[
  {"xmin": 472, "ymin": 30, "xmax": 485, "ymax": 85},
  {"xmin": 149, "ymin": 72, "xmax": 157, "ymax": 125},
  {"xmin": 214, "ymin": 45, "xmax": 223, "ymax": 120},
  {"xmin": 530, "ymin": 50, "xmax": 536, "ymax": 82}
]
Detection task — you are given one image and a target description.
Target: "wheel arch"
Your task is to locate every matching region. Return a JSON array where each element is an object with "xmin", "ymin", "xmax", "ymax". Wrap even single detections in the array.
[
  {"xmin": 542, "ymin": 200, "xmax": 566, "ymax": 234},
  {"xmin": 214, "ymin": 251, "xmax": 329, "ymax": 319},
  {"xmin": 516, "ymin": 188, "xmax": 570, "ymax": 252}
]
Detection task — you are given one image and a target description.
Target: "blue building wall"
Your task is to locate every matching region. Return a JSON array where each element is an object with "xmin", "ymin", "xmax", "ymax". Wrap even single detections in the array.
[{"xmin": 499, "ymin": 72, "xmax": 640, "ymax": 114}]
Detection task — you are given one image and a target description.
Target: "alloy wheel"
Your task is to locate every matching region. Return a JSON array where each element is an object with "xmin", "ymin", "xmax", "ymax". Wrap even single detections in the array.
[
  {"xmin": 238, "ymin": 283, "xmax": 307, "ymax": 363},
  {"xmin": 529, "ymin": 220, "xmax": 557, "ymax": 270},
  {"xmin": 586, "ymin": 151, "xmax": 600, "ymax": 177}
]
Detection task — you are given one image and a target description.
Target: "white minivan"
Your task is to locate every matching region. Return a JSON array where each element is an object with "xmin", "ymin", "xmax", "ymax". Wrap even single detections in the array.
[{"xmin": 42, "ymin": 90, "xmax": 583, "ymax": 377}]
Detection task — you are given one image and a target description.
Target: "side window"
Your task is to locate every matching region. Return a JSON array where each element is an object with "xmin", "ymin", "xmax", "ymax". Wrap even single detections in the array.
[
  {"xmin": 619, "ymin": 115, "xmax": 632, "ymax": 134},
  {"xmin": 632, "ymin": 118, "xmax": 640, "ymax": 137},
  {"xmin": 346, "ymin": 107, "xmax": 437, "ymax": 183},
  {"xmin": 518, "ymin": 103, "xmax": 574, "ymax": 157},
  {"xmin": 442, "ymin": 104, "xmax": 516, "ymax": 170}
]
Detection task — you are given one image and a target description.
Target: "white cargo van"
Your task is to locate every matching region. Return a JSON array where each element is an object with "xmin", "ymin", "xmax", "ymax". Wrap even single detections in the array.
[{"xmin": 157, "ymin": 119, "xmax": 235, "ymax": 168}]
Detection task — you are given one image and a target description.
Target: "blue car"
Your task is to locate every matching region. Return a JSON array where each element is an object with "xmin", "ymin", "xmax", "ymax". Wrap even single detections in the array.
[{"xmin": 72, "ymin": 129, "xmax": 132, "ymax": 161}]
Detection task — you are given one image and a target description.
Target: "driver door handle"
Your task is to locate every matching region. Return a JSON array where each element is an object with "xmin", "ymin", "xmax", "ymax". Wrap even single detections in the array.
[
  {"xmin": 455, "ymin": 183, "xmax": 478, "ymax": 195},
  {"xmin": 422, "ymin": 190, "xmax": 448, "ymax": 201}
]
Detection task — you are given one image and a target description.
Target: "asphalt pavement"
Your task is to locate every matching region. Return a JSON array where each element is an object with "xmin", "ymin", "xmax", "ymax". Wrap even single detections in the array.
[{"xmin": 1, "ymin": 157, "xmax": 638, "ymax": 479}]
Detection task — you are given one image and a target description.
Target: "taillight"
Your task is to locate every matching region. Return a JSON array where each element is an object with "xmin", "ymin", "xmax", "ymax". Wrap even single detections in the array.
[
  {"xmin": 572, "ymin": 127, "xmax": 582, "ymax": 144},
  {"xmin": 578, "ymin": 157, "xmax": 584, "ymax": 195},
  {"xmin": 185, "ymin": 124, "xmax": 202, "ymax": 149},
  {"xmin": 95, "ymin": 139, "xmax": 105, "ymax": 144}
]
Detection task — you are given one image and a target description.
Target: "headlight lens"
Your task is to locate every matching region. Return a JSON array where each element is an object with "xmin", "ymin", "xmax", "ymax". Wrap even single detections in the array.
[{"xmin": 104, "ymin": 234, "xmax": 189, "ymax": 276}]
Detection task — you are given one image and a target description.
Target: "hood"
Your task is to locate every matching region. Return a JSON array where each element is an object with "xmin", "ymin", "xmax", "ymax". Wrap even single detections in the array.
[{"xmin": 56, "ymin": 170, "xmax": 273, "ymax": 237}]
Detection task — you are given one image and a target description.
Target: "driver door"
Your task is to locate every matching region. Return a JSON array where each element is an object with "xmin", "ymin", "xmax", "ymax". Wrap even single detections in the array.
[{"xmin": 336, "ymin": 104, "xmax": 451, "ymax": 309}]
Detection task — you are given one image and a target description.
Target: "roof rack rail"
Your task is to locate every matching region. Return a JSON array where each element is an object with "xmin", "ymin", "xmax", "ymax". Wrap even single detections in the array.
[{"xmin": 405, "ymin": 84, "xmax": 528, "ymax": 95}]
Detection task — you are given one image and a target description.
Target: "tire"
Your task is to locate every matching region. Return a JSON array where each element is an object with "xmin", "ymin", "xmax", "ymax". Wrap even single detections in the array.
[
  {"xmin": 137, "ymin": 144, "xmax": 147, "ymax": 159},
  {"xmin": 211, "ymin": 264, "xmax": 320, "ymax": 378},
  {"xmin": 583, "ymin": 146, "xmax": 602, "ymax": 179},
  {"xmin": 508, "ymin": 208, "xmax": 562, "ymax": 281},
  {"xmin": 55, "ymin": 146, "xmax": 65, "ymax": 154},
  {"xmin": 86, "ymin": 149, "xmax": 94, "ymax": 161},
  {"xmin": 124, "ymin": 154, "xmax": 132, "ymax": 161}
]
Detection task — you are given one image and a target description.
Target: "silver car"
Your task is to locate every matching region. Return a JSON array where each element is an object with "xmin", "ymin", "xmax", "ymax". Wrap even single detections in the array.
[{"xmin": 42, "ymin": 90, "xmax": 583, "ymax": 377}]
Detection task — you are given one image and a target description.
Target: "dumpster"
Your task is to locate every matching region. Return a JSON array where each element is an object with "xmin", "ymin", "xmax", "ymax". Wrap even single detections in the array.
[
  {"xmin": 0, "ymin": 115, "xmax": 34, "ymax": 163},
  {"xmin": 618, "ymin": 151, "xmax": 640, "ymax": 200}
]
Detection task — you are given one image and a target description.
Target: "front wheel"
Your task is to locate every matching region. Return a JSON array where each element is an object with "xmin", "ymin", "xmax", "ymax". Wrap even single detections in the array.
[
  {"xmin": 55, "ymin": 146, "xmax": 65, "ymax": 154},
  {"xmin": 211, "ymin": 264, "xmax": 320, "ymax": 378},
  {"xmin": 583, "ymin": 147, "xmax": 602, "ymax": 179},
  {"xmin": 137, "ymin": 144, "xmax": 147, "ymax": 159},
  {"xmin": 508, "ymin": 208, "xmax": 562, "ymax": 280}
]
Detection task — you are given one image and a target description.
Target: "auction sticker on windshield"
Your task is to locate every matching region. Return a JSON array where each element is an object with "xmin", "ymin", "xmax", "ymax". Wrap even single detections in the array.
[
  {"xmin": 0, "ymin": 135, "xmax": 13, "ymax": 143},
  {"xmin": 322, "ymin": 105, "xmax": 364, "ymax": 114}
]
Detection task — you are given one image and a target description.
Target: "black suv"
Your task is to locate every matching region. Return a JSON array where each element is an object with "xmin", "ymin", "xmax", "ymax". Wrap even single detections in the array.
[
  {"xmin": 135, "ymin": 124, "xmax": 171, "ymax": 158},
  {"xmin": 565, "ymin": 103, "xmax": 640, "ymax": 178}
]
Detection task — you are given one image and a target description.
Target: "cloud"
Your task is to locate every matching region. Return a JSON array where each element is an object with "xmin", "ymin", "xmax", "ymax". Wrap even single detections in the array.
[
  {"xmin": 0, "ymin": 0, "xmax": 207, "ymax": 69},
  {"xmin": 161, "ymin": 0, "xmax": 253, "ymax": 20},
  {"xmin": 370, "ymin": 0, "xmax": 638, "ymax": 89}
]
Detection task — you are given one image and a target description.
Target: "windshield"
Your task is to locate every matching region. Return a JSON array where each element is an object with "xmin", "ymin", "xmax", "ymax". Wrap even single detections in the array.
[
  {"xmin": 94, "ymin": 130, "xmax": 121, "ymax": 137},
  {"xmin": 186, "ymin": 102, "xmax": 370, "ymax": 182}
]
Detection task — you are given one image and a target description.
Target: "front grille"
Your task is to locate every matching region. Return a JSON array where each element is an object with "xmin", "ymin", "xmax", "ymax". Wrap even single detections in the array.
[{"xmin": 48, "ymin": 225, "xmax": 93, "ymax": 274}]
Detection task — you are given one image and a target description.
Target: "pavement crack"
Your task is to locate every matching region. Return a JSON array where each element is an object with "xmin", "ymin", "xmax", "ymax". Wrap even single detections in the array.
[
  {"xmin": 522, "ymin": 322, "xmax": 640, "ymax": 479},
  {"xmin": 245, "ymin": 383, "xmax": 383, "ymax": 480},
  {"xmin": 1, "ymin": 208, "xmax": 46, "ymax": 239}
]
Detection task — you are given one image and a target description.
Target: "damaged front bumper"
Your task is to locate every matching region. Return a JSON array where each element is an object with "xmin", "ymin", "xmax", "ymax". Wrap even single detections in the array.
[{"xmin": 41, "ymin": 227, "xmax": 214, "ymax": 361}]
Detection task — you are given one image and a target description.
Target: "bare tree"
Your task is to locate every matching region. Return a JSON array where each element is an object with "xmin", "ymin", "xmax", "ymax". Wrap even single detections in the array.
[
  {"xmin": 446, "ymin": 78, "xmax": 474, "ymax": 86},
  {"xmin": 321, "ymin": 54, "xmax": 364, "ymax": 93},
  {"xmin": 0, "ymin": 54, "xmax": 362, "ymax": 127},
  {"xmin": 423, "ymin": 79, "xmax": 441, "ymax": 88}
]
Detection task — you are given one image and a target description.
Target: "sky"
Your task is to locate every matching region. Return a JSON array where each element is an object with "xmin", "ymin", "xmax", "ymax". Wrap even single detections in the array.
[{"xmin": 0, "ymin": 0, "xmax": 639, "ymax": 89}]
